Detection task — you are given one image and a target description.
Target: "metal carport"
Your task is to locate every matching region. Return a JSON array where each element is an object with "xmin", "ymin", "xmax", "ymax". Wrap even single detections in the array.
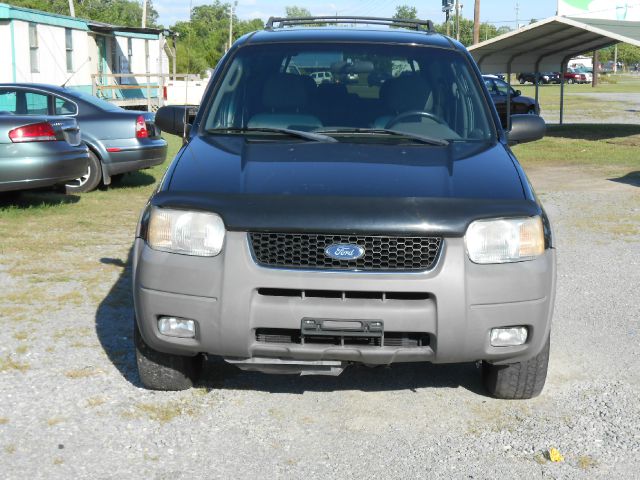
[{"xmin": 468, "ymin": 16, "xmax": 640, "ymax": 124}]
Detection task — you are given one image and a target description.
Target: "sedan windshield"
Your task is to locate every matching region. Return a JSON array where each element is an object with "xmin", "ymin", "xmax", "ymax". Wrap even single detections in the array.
[{"xmin": 202, "ymin": 43, "xmax": 494, "ymax": 143}]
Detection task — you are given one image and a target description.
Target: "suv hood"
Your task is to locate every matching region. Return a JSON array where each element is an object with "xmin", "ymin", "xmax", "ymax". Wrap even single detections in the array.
[
  {"xmin": 168, "ymin": 135, "xmax": 525, "ymax": 199},
  {"xmin": 154, "ymin": 135, "xmax": 540, "ymax": 236}
]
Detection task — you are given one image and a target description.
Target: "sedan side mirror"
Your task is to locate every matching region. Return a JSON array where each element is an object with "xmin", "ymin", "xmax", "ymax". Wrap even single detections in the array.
[
  {"xmin": 507, "ymin": 114, "xmax": 546, "ymax": 145},
  {"xmin": 155, "ymin": 105, "xmax": 198, "ymax": 137}
]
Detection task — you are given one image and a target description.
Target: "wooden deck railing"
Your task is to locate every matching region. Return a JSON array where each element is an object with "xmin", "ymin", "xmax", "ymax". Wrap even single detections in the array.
[{"xmin": 91, "ymin": 73, "xmax": 203, "ymax": 109}]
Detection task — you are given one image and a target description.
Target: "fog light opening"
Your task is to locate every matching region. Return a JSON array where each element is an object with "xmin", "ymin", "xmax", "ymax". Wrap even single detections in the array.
[
  {"xmin": 157, "ymin": 316, "xmax": 196, "ymax": 338},
  {"xmin": 490, "ymin": 327, "xmax": 528, "ymax": 347}
]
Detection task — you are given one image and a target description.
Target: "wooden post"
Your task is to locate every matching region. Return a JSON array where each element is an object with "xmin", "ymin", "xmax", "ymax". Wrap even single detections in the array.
[
  {"xmin": 473, "ymin": 0, "xmax": 480, "ymax": 45},
  {"xmin": 593, "ymin": 50, "xmax": 599, "ymax": 88}
]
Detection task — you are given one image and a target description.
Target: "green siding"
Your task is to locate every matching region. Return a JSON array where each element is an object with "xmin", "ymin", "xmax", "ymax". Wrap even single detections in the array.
[
  {"xmin": 114, "ymin": 31, "xmax": 159, "ymax": 40},
  {"xmin": 0, "ymin": 4, "xmax": 88, "ymax": 30}
]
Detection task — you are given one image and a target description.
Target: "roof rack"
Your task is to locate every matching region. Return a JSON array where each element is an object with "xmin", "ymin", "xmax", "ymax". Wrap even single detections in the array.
[{"xmin": 265, "ymin": 16, "xmax": 435, "ymax": 33}]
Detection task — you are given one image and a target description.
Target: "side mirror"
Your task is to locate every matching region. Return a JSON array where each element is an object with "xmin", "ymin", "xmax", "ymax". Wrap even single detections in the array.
[
  {"xmin": 155, "ymin": 105, "xmax": 198, "ymax": 137},
  {"xmin": 507, "ymin": 114, "xmax": 546, "ymax": 145}
]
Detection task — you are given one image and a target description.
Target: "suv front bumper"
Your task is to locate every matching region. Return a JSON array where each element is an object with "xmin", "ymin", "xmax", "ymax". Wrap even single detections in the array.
[{"xmin": 133, "ymin": 232, "xmax": 556, "ymax": 366}]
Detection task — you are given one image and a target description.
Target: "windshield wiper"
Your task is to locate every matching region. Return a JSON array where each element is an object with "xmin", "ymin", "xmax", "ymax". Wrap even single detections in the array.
[
  {"xmin": 316, "ymin": 127, "xmax": 449, "ymax": 146},
  {"xmin": 207, "ymin": 127, "xmax": 337, "ymax": 143}
]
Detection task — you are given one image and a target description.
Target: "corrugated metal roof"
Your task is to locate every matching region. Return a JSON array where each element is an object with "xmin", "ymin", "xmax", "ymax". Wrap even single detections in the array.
[{"xmin": 469, "ymin": 16, "xmax": 640, "ymax": 74}]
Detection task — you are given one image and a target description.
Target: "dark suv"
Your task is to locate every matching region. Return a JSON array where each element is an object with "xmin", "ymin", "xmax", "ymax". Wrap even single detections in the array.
[
  {"xmin": 517, "ymin": 72, "xmax": 561, "ymax": 85},
  {"xmin": 134, "ymin": 17, "xmax": 554, "ymax": 399}
]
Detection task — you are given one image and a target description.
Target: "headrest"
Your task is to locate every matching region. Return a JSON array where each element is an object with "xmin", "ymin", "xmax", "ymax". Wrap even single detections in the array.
[
  {"xmin": 263, "ymin": 73, "xmax": 309, "ymax": 110},
  {"xmin": 383, "ymin": 74, "xmax": 431, "ymax": 113},
  {"xmin": 316, "ymin": 83, "xmax": 349, "ymax": 98}
]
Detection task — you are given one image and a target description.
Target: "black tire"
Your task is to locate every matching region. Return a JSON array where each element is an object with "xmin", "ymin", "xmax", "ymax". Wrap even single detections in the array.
[
  {"xmin": 519, "ymin": 77, "xmax": 525, "ymax": 84},
  {"xmin": 567, "ymin": 78, "xmax": 575, "ymax": 84},
  {"xmin": 65, "ymin": 149, "xmax": 102, "ymax": 194},
  {"xmin": 527, "ymin": 106, "xmax": 537, "ymax": 115},
  {"xmin": 134, "ymin": 318, "xmax": 202, "ymax": 391},
  {"xmin": 481, "ymin": 335, "xmax": 550, "ymax": 400}
]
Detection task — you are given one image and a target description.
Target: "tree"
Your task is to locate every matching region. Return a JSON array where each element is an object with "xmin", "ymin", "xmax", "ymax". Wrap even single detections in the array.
[
  {"xmin": 8, "ymin": 0, "xmax": 160, "ymax": 28},
  {"xmin": 285, "ymin": 6, "xmax": 312, "ymax": 18},
  {"xmin": 393, "ymin": 5, "xmax": 418, "ymax": 20},
  {"xmin": 173, "ymin": 1, "xmax": 263, "ymax": 74}
]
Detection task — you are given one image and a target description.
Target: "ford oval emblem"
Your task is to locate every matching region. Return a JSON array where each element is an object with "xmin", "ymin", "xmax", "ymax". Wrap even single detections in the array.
[{"xmin": 324, "ymin": 244, "xmax": 365, "ymax": 261}]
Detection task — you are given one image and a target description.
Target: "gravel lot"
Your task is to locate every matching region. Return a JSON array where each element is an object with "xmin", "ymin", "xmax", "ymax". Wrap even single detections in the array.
[{"xmin": 1, "ymin": 166, "xmax": 639, "ymax": 479}]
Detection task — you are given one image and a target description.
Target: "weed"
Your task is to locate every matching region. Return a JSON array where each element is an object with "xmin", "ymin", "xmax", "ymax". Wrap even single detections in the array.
[
  {"xmin": 577, "ymin": 455, "xmax": 597, "ymax": 470},
  {"xmin": 86, "ymin": 396, "xmax": 106, "ymax": 408},
  {"xmin": 0, "ymin": 355, "xmax": 30, "ymax": 372},
  {"xmin": 64, "ymin": 367, "xmax": 103, "ymax": 379}
]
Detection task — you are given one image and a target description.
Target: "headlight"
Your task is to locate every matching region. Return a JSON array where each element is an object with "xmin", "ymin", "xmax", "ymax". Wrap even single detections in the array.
[
  {"xmin": 465, "ymin": 216, "xmax": 544, "ymax": 264},
  {"xmin": 147, "ymin": 207, "xmax": 225, "ymax": 256}
]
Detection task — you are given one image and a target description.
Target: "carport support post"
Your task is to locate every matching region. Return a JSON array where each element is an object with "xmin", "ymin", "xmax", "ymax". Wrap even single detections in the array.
[
  {"xmin": 559, "ymin": 60, "xmax": 567, "ymax": 125},
  {"xmin": 535, "ymin": 74, "xmax": 540, "ymax": 114},
  {"xmin": 506, "ymin": 67, "xmax": 512, "ymax": 130}
]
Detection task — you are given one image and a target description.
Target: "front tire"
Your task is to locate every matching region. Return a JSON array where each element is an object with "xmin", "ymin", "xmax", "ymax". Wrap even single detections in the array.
[
  {"xmin": 481, "ymin": 335, "xmax": 550, "ymax": 400},
  {"xmin": 134, "ymin": 318, "xmax": 202, "ymax": 391},
  {"xmin": 65, "ymin": 150, "xmax": 102, "ymax": 194}
]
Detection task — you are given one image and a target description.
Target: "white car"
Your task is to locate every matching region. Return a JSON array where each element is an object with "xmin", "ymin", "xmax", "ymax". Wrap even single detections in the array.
[{"xmin": 310, "ymin": 71, "xmax": 333, "ymax": 85}]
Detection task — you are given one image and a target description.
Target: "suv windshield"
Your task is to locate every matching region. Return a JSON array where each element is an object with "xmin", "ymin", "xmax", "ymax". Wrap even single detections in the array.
[{"xmin": 203, "ymin": 43, "xmax": 494, "ymax": 142}]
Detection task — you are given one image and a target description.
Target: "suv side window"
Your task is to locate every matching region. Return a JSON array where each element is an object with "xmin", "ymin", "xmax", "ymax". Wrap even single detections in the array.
[{"xmin": 54, "ymin": 96, "xmax": 78, "ymax": 115}]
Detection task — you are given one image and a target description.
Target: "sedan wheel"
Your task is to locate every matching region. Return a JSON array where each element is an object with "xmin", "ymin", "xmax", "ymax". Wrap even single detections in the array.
[{"xmin": 65, "ymin": 150, "xmax": 102, "ymax": 194}]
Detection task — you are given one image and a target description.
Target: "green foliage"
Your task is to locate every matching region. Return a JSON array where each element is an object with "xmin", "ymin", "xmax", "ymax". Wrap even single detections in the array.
[
  {"xmin": 8, "ymin": 0, "xmax": 159, "ymax": 28},
  {"xmin": 393, "ymin": 5, "xmax": 418, "ymax": 20},
  {"xmin": 173, "ymin": 2, "xmax": 264, "ymax": 74},
  {"xmin": 285, "ymin": 6, "xmax": 312, "ymax": 18},
  {"xmin": 598, "ymin": 44, "xmax": 640, "ymax": 67}
]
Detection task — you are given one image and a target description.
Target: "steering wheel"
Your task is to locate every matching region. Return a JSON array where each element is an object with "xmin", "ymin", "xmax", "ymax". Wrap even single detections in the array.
[{"xmin": 385, "ymin": 110, "xmax": 446, "ymax": 129}]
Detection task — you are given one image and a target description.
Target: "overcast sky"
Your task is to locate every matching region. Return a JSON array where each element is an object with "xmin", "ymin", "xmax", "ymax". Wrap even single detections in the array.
[{"xmin": 153, "ymin": 0, "xmax": 559, "ymax": 28}]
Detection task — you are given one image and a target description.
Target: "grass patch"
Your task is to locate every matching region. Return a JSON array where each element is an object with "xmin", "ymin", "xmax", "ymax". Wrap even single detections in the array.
[
  {"xmin": 0, "ymin": 354, "xmax": 30, "ymax": 372},
  {"xmin": 577, "ymin": 455, "xmax": 597, "ymax": 470},
  {"xmin": 13, "ymin": 331, "xmax": 28, "ymax": 341},
  {"xmin": 514, "ymin": 125, "xmax": 640, "ymax": 171},
  {"xmin": 125, "ymin": 399, "xmax": 198, "ymax": 423},
  {"xmin": 15, "ymin": 345, "xmax": 28, "ymax": 355}
]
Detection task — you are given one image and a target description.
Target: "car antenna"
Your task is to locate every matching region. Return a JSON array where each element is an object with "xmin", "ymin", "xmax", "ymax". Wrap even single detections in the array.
[{"xmin": 61, "ymin": 56, "xmax": 92, "ymax": 88}]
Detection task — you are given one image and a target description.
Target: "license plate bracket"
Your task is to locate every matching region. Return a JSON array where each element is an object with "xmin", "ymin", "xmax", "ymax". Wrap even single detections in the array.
[{"xmin": 301, "ymin": 318, "xmax": 383, "ymax": 340}]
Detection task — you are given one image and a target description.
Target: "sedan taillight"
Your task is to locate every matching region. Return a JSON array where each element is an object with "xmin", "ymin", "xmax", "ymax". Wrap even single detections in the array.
[
  {"xmin": 136, "ymin": 115, "xmax": 149, "ymax": 139},
  {"xmin": 9, "ymin": 122, "xmax": 57, "ymax": 143}
]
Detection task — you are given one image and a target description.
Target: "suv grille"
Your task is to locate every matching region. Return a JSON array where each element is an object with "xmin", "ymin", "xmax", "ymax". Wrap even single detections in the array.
[{"xmin": 249, "ymin": 233, "xmax": 442, "ymax": 271}]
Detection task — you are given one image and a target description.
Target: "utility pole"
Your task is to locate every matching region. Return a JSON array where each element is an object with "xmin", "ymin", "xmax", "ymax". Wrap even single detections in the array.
[
  {"xmin": 443, "ymin": 1, "xmax": 454, "ymax": 37},
  {"xmin": 68, "ymin": 0, "xmax": 75, "ymax": 17},
  {"xmin": 473, "ymin": 0, "xmax": 480, "ymax": 44},
  {"xmin": 515, "ymin": 1, "xmax": 519, "ymax": 29},
  {"xmin": 455, "ymin": 0, "xmax": 461, "ymax": 41},
  {"xmin": 593, "ymin": 50, "xmax": 599, "ymax": 88},
  {"xmin": 228, "ymin": 1, "xmax": 237, "ymax": 51},
  {"xmin": 142, "ymin": 0, "xmax": 147, "ymax": 28}
]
